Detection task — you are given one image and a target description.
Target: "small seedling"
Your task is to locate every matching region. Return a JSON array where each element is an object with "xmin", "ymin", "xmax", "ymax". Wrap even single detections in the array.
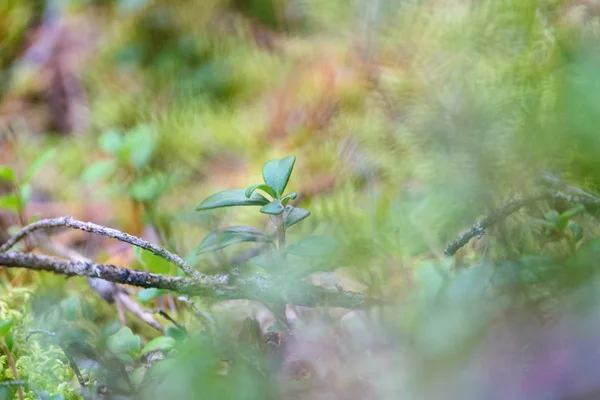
[{"xmin": 196, "ymin": 156, "xmax": 311, "ymax": 255}]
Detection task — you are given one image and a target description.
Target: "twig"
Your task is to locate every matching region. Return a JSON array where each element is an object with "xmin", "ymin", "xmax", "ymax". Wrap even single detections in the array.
[
  {"xmin": 0, "ymin": 216, "xmax": 200, "ymax": 278},
  {"xmin": 0, "ymin": 251, "xmax": 368, "ymax": 308},
  {"xmin": 176, "ymin": 296, "xmax": 216, "ymax": 327},
  {"xmin": 1, "ymin": 339, "xmax": 24, "ymax": 400},
  {"xmin": 32, "ymin": 233, "xmax": 163, "ymax": 331},
  {"xmin": 155, "ymin": 309, "xmax": 187, "ymax": 331},
  {"xmin": 444, "ymin": 189, "xmax": 600, "ymax": 256}
]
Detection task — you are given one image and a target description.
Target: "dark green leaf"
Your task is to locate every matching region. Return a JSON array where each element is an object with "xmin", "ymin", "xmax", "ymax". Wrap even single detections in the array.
[
  {"xmin": 197, "ymin": 226, "xmax": 272, "ymax": 254},
  {"xmin": 0, "ymin": 166, "xmax": 15, "ymax": 183},
  {"xmin": 245, "ymin": 184, "xmax": 276, "ymax": 199},
  {"xmin": 82, "ymin": 160, "xmax": 117, "ymax": 184},
  {"xmin": 260, "ymin": 199, "xmax": 284, "ymax": 215},
  {"xmin": 284, "ymin": 206, "xmax": 311, "ymax": 228},
  {"xmin": 197, "ymin": 189, "xmax": 269, "ymax": 210},
  {"xmin": 166, "ymin": 326, "xmax": 188, "ymax": 341},
  {"xmin": 262, "ymin": 156, "xmax": 296, "ymax": 197},
  {"xmin": 0, "ymin": 319, "xmax": 13, "ymax": 337},
  {"xmin": 141, "ymin": 336, "xmax": 176, "ymax": 355},
  {"xmin": 23, "ymin": 148, "xmax": 56, "ymax": 184},
  {"xmin": 286, "ymin": 235, "xmax": 338, "ymax": 258}
]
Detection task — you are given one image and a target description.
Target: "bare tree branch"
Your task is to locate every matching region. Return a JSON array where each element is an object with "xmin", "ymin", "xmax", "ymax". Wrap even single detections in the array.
[
  {"xmin": 0, "ymin": 251, "xmax": 368, "ymax": 309},
  {"xmin": 0, "ymin": 216, "xmax": 200, "ymax": 278}
]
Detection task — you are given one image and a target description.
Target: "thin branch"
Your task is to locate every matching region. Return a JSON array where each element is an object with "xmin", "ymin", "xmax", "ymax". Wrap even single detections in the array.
[
  {"xmin": 0, "ymin": 251, "xmax": 368, "ymax": 309},
  {"xmin": 444, "ymin": 189, "xmax": 600, "ymax": 256},
  {"xmin": 0, "ymin": 216, "xmax": 200, "ymax": 278}
]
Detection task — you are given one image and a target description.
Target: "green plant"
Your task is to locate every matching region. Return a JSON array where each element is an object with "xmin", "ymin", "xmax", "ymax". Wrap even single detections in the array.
[
  {"xmin": 196, "ymin": 156, "xmax": 311, "ymax": 257},
  {"xmin": 0, "ymin": 148, "xmax": 56, "ymax": 221}
]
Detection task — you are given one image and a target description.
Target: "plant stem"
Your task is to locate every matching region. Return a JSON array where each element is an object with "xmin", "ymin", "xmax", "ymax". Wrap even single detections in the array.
[
  {"xmin": 1, "ymin": 339, "xmax": 24, "ymax": 400},
  {"xmin": 276, "ymin": 214, "xmax": 286, "ymax": 250}
]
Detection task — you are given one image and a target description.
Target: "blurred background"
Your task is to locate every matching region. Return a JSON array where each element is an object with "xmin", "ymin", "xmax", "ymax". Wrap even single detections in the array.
[{"xmin": 3, "ymin": 0, "xmax": 600, "ymax": 399}]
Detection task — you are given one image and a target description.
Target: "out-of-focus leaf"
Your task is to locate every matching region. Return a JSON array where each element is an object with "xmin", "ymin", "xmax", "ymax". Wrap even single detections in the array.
[
  {"xmin": 22, "ymin": 148, "xmax": 56, "ymax": 184},
  {"xmin": 558, "ymin": 204, "xmax": 586, "ymax": 229},
  {"xmin": 130, "ymin": 367, "xmax": 145, "ymax": 388},
  {"xmin": 138, "ymin": 288, "xmax": 167, "ymax": 303},
  {"xmin": 544, "ymin": 210, "xmax": 559, "ymax": 225},
  {"xmin": 260, "ymin": 199, "xmax": 284, "ymax": 215},
  {"xmin": 129, "ymin": 175, "xmax": 167, "ymax": 202},
  {"xmin": 107, "ymin": 327, "xmax": 140, "ymax": 363},
  {"xmin": 0, "ymin": 194, "xmax": 19, "ymax": 213},
  {"xmin": 197, "ymin": 189, "xmax": 269, "ymax": 210},
  {"xmin": 141, "ymin": 336, "xmax": 176, "ymax": 355},
  {"xmin": 284, "ymin": 206, "xmax": 310, "ymax": 228},
  {"xmin": 262, "ymin": 156, "xmax": 295, "ymax": 197},
  {"xmin": 19, "ymin": 183, "xmax": 31, "ymax": 204},
  {"xmin": 568, "ymin": 220, "xmax": 583, "ymax": 242},
  {"xmin": 0, "ymin": 319, "xmax": 13, "ymax": 337},
  {"xmin": 245, "ymin": 183, "xmax": 276, "ymax": 199},
  {"xmin": 127, "ymin": 125, "xmax": 156, "ymax": 170},
  {"xmin": 82, "ymin": 160, "xmax": 117, "ymax": 184},
  {"xmin": 285, "ymin": 235, "xmax": 338, "ymax": 258},
  {"xmin": 0, "ymin": 166, "xmax": 15, "ymax": 183},
  {"xmin": 99, "ymin": 130, "xmax": 123, "ymax": 155},
  {"xmin": 134, "ymin": 247, "xmax": 171, "ymax": 274},
  {"xmin": 197, "ymin": 226, "xmax": 272, "ymax": 254},
  {"xmin": 0, "ymin": 386, "xmax": 10, "ymax": 400},
  {"xmin": 165, "ymin": 326, "xmax": 188, "ymax": 341}
]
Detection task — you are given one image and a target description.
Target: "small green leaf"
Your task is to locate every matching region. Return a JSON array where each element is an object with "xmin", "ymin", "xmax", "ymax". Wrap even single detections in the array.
[
  {"xmin": 544, "ymin": 210, "xmax": 560, "ymax": 225},
  {"xmin": 197, "ymin": 189, "xmax": 269, "ymax": 210},
  {"xmin": 82, "ymin": 160, "xmax": 117, "ymax": 184},
  {"xmin": 245, "ymin": 184, "xmax": 276, "ymax": 199},
  {"xmin": 560, "ymin": 204, "xmax": 586, "ymax": 219},
  {"xmin": 165, "ymin": 326, "xmax": 188, "ymax": 341},
  {"xmin": 130, "ymin": 367, "xmax": 145, "ymax": 388},
  {"xmin": 0, "ymin": 166, "xmax": 15, "ymax": 183},
  {"xmin": 284, "ymin": 206, "xmax": 311, "ymax": 228},
  {"xmin": 141, "ymin": 336, "xmax": 176, "ymax": 355},
  {"xmin": 260, "ymin": 199, "xmax": 284, "ymax": 215},
  {"xmin": 197, "ymin": 226, "xmax": 272, "ymax": 254},
  {"xmin": 286, "ymin": 235, "xmax": 338, "ymax": 258},
  {"xmin": 129, "ymin": 175, "xmax": 168, "ymax": 202},
  {"xmin": 568, "ymin": 220, "xmax": 583, "ymax": 242},
  {"xmin": 262, "ymin": 156, "xmax": 296, "ymax": 197},
  {"xmin": 127, "ymin": 125, "xmax": 157, "ymax": 170},
  {"xmin": 138, "ymin": 288, "xmax": 167, "ymax": 303},
  {"xmin": 280, "ymin": 192, "xmax": 297, "ymax": 206},
  {"xmin": 0, "ymin": 319, "xmax": 13, "ymax": 337},
  {"xmin": 0, "ymin": 194, "xmax": 20, "ymax": 213},
  {"xmin": 99, "ymin": 129, "xmax": 124, "ymax": 154},
  {"xmin": 23, "ymin": 148, "xmax": 56, "ymax": 185}
]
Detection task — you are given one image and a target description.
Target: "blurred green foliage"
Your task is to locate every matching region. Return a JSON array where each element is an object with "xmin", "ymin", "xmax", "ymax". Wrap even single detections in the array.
[{"xmin": 2, "ymin": 0, "xmax": 600, "ymax": 398}]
